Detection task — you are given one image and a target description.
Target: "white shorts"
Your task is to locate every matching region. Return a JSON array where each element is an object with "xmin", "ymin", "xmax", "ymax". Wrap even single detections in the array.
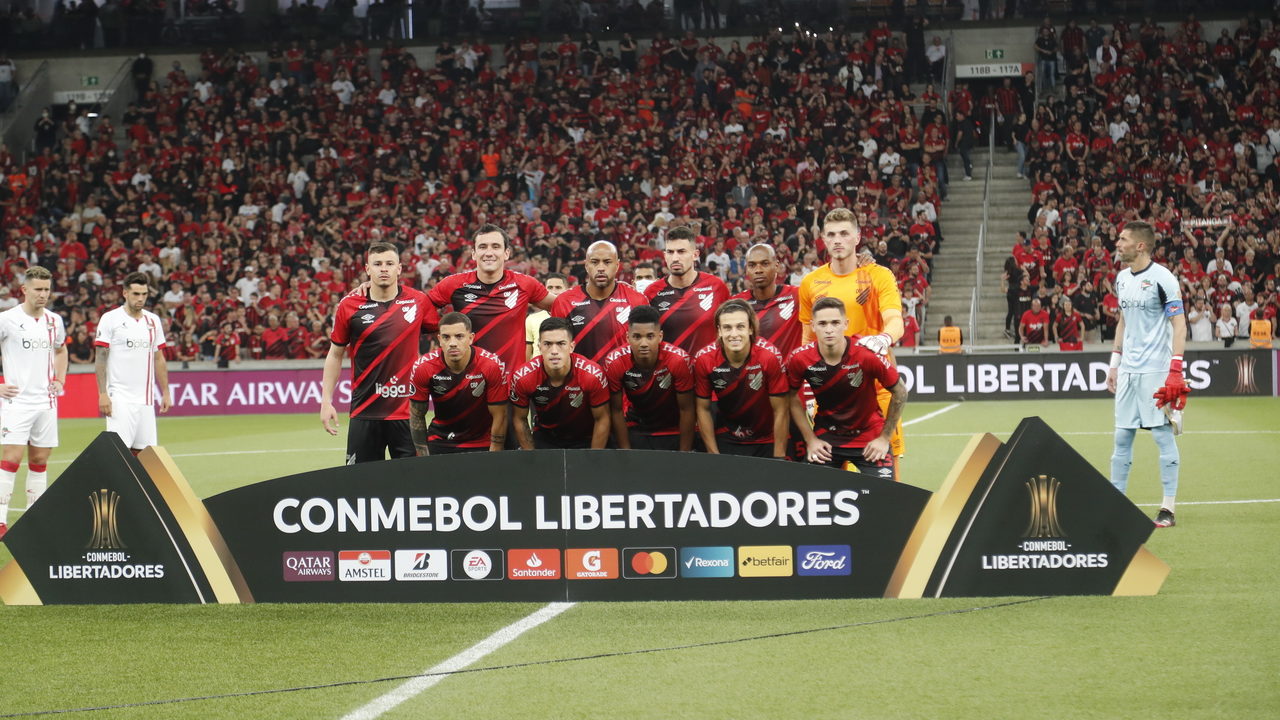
[
  {"xmin": 106, "ymin": 403, "xmax": 158, "ymax": 450},
  {"xmin": 0, "ymin": 402, "xmax": 59, "ymax": 447},
  {"xmin": 1115, "ymin": 372, "xmax": 1167, "ymax": 430}
]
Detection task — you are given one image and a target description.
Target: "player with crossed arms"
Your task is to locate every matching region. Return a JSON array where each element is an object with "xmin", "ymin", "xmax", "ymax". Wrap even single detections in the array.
[
  {"xmin": 95, "ymin": 272, "xmax": 172, "ymax": 453},
  {"xmin": 1106, "ymin": 220, "xmax": 1187, "ymax": 528}
]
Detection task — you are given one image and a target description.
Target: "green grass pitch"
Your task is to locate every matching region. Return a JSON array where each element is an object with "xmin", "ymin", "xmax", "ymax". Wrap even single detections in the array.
[{"xmin": 1, "ymin": 398, "xmax": 1277, "ymax": 719}]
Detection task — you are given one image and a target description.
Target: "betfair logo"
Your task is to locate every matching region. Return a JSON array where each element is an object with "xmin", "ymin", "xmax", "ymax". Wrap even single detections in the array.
[
  {"xmin": 1023, "ymin": 475, "xmax": 1066, "ymax": 538},
  {"xmin": 86, "ymin": 489, "xmax": 126, "ymax": 550},
  {"xmin": 737, "ymin": 546, "xmax": 792, "ymax": 577}
]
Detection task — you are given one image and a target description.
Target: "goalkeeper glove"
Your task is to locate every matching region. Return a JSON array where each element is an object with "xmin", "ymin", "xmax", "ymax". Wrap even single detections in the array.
[
  {"xmin": 856, "ymin": 332, "xmax": 894, "ymax": 356},
  {"xmin": 1153, "ymin": 355, "xmax": 1189, "ymax": 410}
]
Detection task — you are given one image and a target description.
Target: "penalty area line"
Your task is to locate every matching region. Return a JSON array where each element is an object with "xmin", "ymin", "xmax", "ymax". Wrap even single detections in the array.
[{"xmin": 902, "ymin": 402, "xmax": 960, "ymax": 427}]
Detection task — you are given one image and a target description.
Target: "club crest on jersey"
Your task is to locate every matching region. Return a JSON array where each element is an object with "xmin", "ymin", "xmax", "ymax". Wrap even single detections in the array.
[
  {"xmin": 698, "ymin": 294, "xmax": 714, "ymax": 311},
  {"xmin": 471, "ymin": 379, "xmax": 485, "ymax": 397},
  {"xmin": 615, "ymin": 306, "xmax": 631, "ymax": 324},
  {"xmin": 748, "ymin": 372, "xmax": 763, "ymax": 391},
  {"xmin": 778, "ymin": 300, "xmax": 795, "ymax": 319},
  {"xmin": 503, "ymin": 291, "xmax": 518, "ymax": 309},
  {"xmin": 657, "ymin": 373, "xmax": 672, "ymax": 389},
  {"xmin": 569, "ymin": 391, "xmax": 584, "ymax": 408},
  {"xmin": 848, "ymin": 368, "xmax": 864, "ymax": 388},
  {"xmin": 402, "ymin": 303, "xmax": 418, "ymax": 323},
  {"xmin": 1140, "ymin": 279, "xmax": 1152, "ymax": 290}
]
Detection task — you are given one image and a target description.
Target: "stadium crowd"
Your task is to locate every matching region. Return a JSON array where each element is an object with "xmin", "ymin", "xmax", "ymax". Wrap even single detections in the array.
[
  {"xmin": 0, "ymin": 21, "xmax": 950, "ymax": 364},
  {"xmin": 1002, "ymin": 11, "xmax": 1280, "ymax": 349}
]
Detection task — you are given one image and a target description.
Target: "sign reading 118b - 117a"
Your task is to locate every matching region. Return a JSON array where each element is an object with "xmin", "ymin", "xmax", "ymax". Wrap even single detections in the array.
[{"xmin": 0, "ymin": 418, "xmax": 1169, "ymax": 605}]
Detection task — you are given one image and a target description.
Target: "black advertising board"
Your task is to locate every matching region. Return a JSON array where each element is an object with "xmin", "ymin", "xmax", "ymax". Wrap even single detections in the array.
[
  {"xmin": 894, "ymin": 348, "xmax": 1275, "ymax": 401},
  {"xmin": 0, "ymin": 420, "xmax": 1170, "ymax": 605}
]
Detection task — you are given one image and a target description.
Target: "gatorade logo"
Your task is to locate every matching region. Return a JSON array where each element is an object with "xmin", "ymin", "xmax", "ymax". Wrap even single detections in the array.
[
  {"xmin": 566, "ymin": 548, "xmax": 619, "ymax": 580},
  {"xmin": 622, "ymin": 548, "xmax": 677, "ymax": 579}
]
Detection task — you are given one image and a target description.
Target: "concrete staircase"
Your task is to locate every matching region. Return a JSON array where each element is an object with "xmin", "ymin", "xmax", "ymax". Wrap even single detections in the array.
[{"xmin": 926, "ymin": 145, "xmax": 1029, "ymax": 345}]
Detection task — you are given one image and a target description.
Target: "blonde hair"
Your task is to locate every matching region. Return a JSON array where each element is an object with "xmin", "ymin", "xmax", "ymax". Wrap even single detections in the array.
[
  {"xmin": 24, "ymin": 266, "xmax": 52, "ymax": 282},
  {"xmin": 823, "ymin": 208, "xmax": 857, "ymax": 226}
]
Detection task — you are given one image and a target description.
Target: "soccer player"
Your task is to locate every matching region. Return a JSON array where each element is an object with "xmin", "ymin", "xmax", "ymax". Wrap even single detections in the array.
[
  {"xmin": 0, "ymin": 267, "xmax": 67, "ymax": 537},
  {"xmin": 786, "ymin": 297, "xmax": 907, "ymax": 478},
  {"xmin": 94, "ymin": 272, "xmax": 172, "ymax": 453},
  {"xmin": 602, "ymin": 305, "xmax": 695, "ymax": 451},
  {"xmin": 428, "ymin": 224, "xmax": 553, "ymax": 375},
  {"xmin": 525, "ymin": 273, "xmax": 568, "ymax": 360},
  {"xmin": 509, "ymin": 317, "xmax": 610, "ymax": 449},
  {"xmin": 407, "ymin": 312, "xmax": 508, "ymax": 455},
  {"xmin": 734, "ymin": 243, "xmax": 803, "ymax": 357},
  {"xmin": 321, "ymin": 241, "xmax": 440, "ymax": 464},
  {"xmin": 552, "ymin": 241, "xmax": 648, "ymax": 366},
  {"xmin": 643, "ymin": 226, "xmax": 730, "ymax": 355},
  {"xmin": 1106, "ymin": 220, "xmax": 1187, "ymax": 528},
  {"xmin": 798, "ymin": 208, "xmax": 907, "ymax": 466},
  {"xmin": 693, "ymin": 299, "xmax": 789, "ymax": 458}
]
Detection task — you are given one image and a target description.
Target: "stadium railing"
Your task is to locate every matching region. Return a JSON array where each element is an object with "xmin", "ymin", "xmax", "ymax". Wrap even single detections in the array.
[
  {"xmin": 0, "ymin": 60, "xmax": 51, "ymax": 160},
  {"xmin": 93, "ymin": 58, "xmax": 138, "ymax": 136},
  {"xmin": 969, "ymin": 107, "xmax": 996, "ymax": 349}
]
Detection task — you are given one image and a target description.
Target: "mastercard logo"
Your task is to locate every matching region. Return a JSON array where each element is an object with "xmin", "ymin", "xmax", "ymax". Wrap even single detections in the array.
[{"xmin": 622, "ymin": 548, "xmax": 677, "ymax": 579}]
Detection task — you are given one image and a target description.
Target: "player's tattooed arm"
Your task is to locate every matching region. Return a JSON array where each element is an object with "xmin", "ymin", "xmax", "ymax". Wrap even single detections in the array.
[
  {"xmin": 95, "ymin": 346, "xmax": 112, "ymax": 416},
  {"xmin": 409, "ymin": 400, "xmax": 430, "ymax": 457}
]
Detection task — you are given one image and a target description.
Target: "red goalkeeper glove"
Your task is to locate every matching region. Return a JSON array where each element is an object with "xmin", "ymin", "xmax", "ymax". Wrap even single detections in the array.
[{"xmin": 1153, "ymin": 355, "xmax": 1189, "ymax": 410}]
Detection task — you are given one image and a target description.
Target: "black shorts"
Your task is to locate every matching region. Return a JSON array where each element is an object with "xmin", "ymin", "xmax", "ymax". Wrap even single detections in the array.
[
  {"xmin": 825, "ymin": 446, "xmax": 895, "ymax": 479},
  {"xmin": 426, "ymin": 441, "xmax": 488, "ymax": 456},
  {"xmin": 346, "ymin": 418, "xmax": 415, "ymax": 464},
  {"xmin": 628, "ymin": 429, "xmax": 681, "ymax": 452},
  {"xmin": 533, "ymin": 429, "xmax": 590, "ymax": 450},
  {"xmin": 718, "ymin": 440, "xmax": 773, "ymax": 458}
]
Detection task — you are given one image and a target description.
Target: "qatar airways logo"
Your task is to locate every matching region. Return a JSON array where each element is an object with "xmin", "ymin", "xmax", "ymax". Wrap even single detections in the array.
[{"xmin": 375, "ymin": 375, "xmax": 414, "ymax": 398}]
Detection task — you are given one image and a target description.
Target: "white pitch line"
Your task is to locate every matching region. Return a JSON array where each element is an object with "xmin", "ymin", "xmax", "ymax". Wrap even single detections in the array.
[
  {"xmin": 909, "ymin": 430, "xmax": 1280, "ymax": 437},
  {"xmin": 339, "ymin": 602, "xmax": 576, "ymax": 720},
  {"xmin": 44, "ymin": 447, "xmax": 333, "ymax": 466},
  {"xmin": 902, "ymin": 402, "xmax": 960, "ymax": 427},
  {"xmin": 1136, "ymin": 499, "xmax": 1280, "ymax": 507}
]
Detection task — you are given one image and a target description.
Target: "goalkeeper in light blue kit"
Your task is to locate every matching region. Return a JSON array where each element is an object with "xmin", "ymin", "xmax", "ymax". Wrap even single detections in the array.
[{"xmin": 1106, "ymin": 220, "xmax": 1188, "ymax": 528}]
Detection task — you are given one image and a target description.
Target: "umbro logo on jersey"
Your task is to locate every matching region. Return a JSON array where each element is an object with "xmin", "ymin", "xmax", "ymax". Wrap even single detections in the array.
[
  {"xmin": 463, "ymin": 293, "xmax": 478, "ymax": 303},
  {"xmin": 360, "ymin": 313, "xmax": 376, "ymax": 324},
  {"xmin": 657, "ymin": 301, "xmax": 671, "ymax": 310}
]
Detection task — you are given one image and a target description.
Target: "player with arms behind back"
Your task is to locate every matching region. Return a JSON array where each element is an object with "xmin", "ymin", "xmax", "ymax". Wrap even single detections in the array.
[
  {"xmin": 321, "ymin": 242, "xmax": 440, "ymax": 464},
  {"xmin": 407, "ymin": 312, "xmax": 508, "ymax": 455},
  {"xmin": 95, "ymin": 271, "xmax": 172, "ymax": 453},
  {"xmin": 0, "ymin": 267, "xmax": 67, "ymax": 538},
  {"xmin": 1107, "ymin": 220, "xmax": 1187, "ymax": 528},
  {"xmin": 786, "ymin": 297, "xmax": 907, "ymax": 478}
]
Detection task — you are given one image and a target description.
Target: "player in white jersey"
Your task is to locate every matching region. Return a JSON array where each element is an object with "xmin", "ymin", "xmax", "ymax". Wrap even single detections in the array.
[
  {"xmin": 95, "ymin": 272, "xmax": 172, "ymax": 452},
  {"xmin": 1106, "ymin": 221, "xmax": 1187, "ymax": 528},
  {"xmin": 0, "ymin": 267, "xmax": 67, "ymax": 538}
]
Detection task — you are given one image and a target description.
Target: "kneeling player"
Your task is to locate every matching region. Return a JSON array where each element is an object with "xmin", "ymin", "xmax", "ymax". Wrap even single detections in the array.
[
  {"xmin": 603, "ymin": 305, "xmax": 695, "ymax": 451},
  {"xmin": 693, "ymin": 299, "xmax": 789, "ymax": 458},
  {"xmin": 407, "ymin": 313, "xmax": 509, "ymax": 455},
  {"xmin": 786, "ymin": 297, "xmax": 907, "ymax": 477},
  {"xmin": 510, "ymin": 317, "xmax": 610, "ymax": 449}
]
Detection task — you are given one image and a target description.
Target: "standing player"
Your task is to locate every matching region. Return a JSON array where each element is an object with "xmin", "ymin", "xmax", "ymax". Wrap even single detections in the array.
[
  {"xmin": 526, "ymin": 273, "xmax": 568, "ymax": 360},
  {"xmin": 603, "ymin": 305, "xmax": 695, "ymax": 451},
  {"xmin": 510, "ymin": 317, "xmax": 610, "ymax": 449},
  {"xmin": 407, "ymin": 312, "xmax": 508, "ymax": 455},
  {"xmin": 1106, "ymin": 220, "xmax": 1187, "ymax": 528},
  {"xmin": 734, "ymin": 243, "xmax": 803, "ymax": 356},
  {"xmin": 0, "ymin": 267, "xmax": 67, "ymax": 537},
  {"xmin": 798, "ymin": 208, "xmax": 907, "ymax": 468},
  {"xmin": 693, "ymin": 299, "xmax": 789, "ymax": 458},
  {"xmin": 643, "ymin": 226, "xmax": 730, "ymax": 355},
  {"xmin": 428, "ymin": 224, "xmax": 553, "ymax": 375},
  {"xmin": 552, "ymin": 241, "xmax": 648, "ymax": 365},
  {"xmin": 321, "ymin": 242, "xmax": 440, "ymax": 464},
  {"xmin": 787, "ymin": 297, "xmax": 907, "ymax": 478},
  {"xmin": 95, "ymin": 272, "xmax": 172, "ymax": 453}
]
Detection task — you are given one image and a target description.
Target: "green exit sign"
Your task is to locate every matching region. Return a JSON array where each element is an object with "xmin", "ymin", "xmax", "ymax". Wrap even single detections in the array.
[
  {"xmin": 985, "ymin": 49, "xmax": 1005, "ymax": 59},
  {"xmin": 82, "ymin": 76, "xmax": 99, "ymax": 87}
]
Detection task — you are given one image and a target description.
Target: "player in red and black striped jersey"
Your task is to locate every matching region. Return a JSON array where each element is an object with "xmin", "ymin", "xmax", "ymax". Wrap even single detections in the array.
[
  {"xmin": 603, "ymin": 305, "xmax": 695, "ymax": 452},
  {"xmin": 510, "ymin": 317, "xmax": 611, "ymax": 449},
  {"xmin": 427, "ymin": 225, "xmax": 552, "ymax": 376},
  {"xmin": 407, "ymin": 312, "xmax": 509, "ymax": 455},
  {"xmin": 693, "ymin": 299, "xmax": 790, "ymax": 458},
  {"xmin": 552, "ymin": 241, "xmax": 648, "ymax": 366},
  {"xmin": 733, "ymin": 243, "xmax": 803, "ymax": 357},
  {"xmin": 321, "ymin": 242, "xmax": 441, "ymax": 464},
  {"xmin": 643, "ymin": 227, "xmax": 730, "ymax": 355},
  {"xmin": 785, "ymin": 297, "xmax": 907, "ymax": 478}
]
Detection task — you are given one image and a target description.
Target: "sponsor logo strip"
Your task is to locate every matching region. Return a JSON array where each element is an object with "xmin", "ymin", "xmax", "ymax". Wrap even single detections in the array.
[
  {"xmin": 394, "ymin": 550, "xmax": 448, "ymax": 581},
  {"xmin": 565, "ymin": 548, "xmax": 619, "ymax": 580},
  {"xmin": 338, "ymin": 550, "xmax": 392, "ymax": 582},
  {"xmin": 796, "ymin": 545, "xmax": 852, "ymax": 576},
  {"xmin": 679, "ymin": 546, "xmax": 735, "ymax": 578},
  {"xmin": 738, "ymin": 546, "xmax": 793, "ymax": 577}
]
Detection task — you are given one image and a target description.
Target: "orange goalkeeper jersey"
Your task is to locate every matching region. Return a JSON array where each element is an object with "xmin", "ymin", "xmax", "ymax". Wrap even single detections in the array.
[{"xmin": 798, "ymin": 262, "xmax": 903, "ymax": 337}]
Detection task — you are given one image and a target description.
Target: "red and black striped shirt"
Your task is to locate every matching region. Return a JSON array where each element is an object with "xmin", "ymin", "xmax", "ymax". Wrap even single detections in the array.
[
  {"xmin": 643, "ymin": 271, "xmax": 730, "ymax": 356},
  {"xmin": 408, "ymin": 347, "xmax": 508, "ymax": 448},
  {"xmin": 330, "ymin": 287, "xmax": 440, "ymax": 420},
  {"xmin": 551, "ymin": 281, "xmax": 649, "ymax": 366},
  {"xmin": 733, "ymin": 284, "xmax": 803, "ymax": 357},
  {"xmin": 785, "ymin": 339, "xmax": 899, "ymax": 449},
  {"xmin": 693, "ymin": 338, "xmax": 788, "ymax": 444},
  {"xmin": 428, "ymin": 270, "xmax": 548, "ymax": 376},
  {"xmin": 602, "ymin": 342, "xmax": 694, "ymax": 436}
]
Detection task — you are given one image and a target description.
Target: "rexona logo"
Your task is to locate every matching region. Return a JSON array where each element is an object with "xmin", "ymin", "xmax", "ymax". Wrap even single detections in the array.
[
  {"xmin": 337, "ymin": 550, "xmax": 392, "ymax": 581},
  {"xmin": 394, "ymin": 550, "xmax": 448, "ymax": 581},
  {"xmin": 282, "ymin": 551, "xmax": 335, "ymax": 582},
  {"xmin": 622, "ymin": 548, "xmax": 677, "ymax": 579},
  {"xmin": 737, "ymin": 546, "xmax": 793, "ymax": 577},
  {"xmin": 678, "ymin": 546, "xmax": 735, "ymax": 578},
  {"xmin": 450, "ymin": 549, "xmax": 504, "ymax": 580},
  {"xmin": 507, "ymin": 549, "xmax": 562, "ymax": 580},
  {"xmin": 796, "ymin": 545, "xmax": 852, "ymax": 577},
  {"xmin": 565, "ymin": 548, "xmax": 619, "ymax": 580}
]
